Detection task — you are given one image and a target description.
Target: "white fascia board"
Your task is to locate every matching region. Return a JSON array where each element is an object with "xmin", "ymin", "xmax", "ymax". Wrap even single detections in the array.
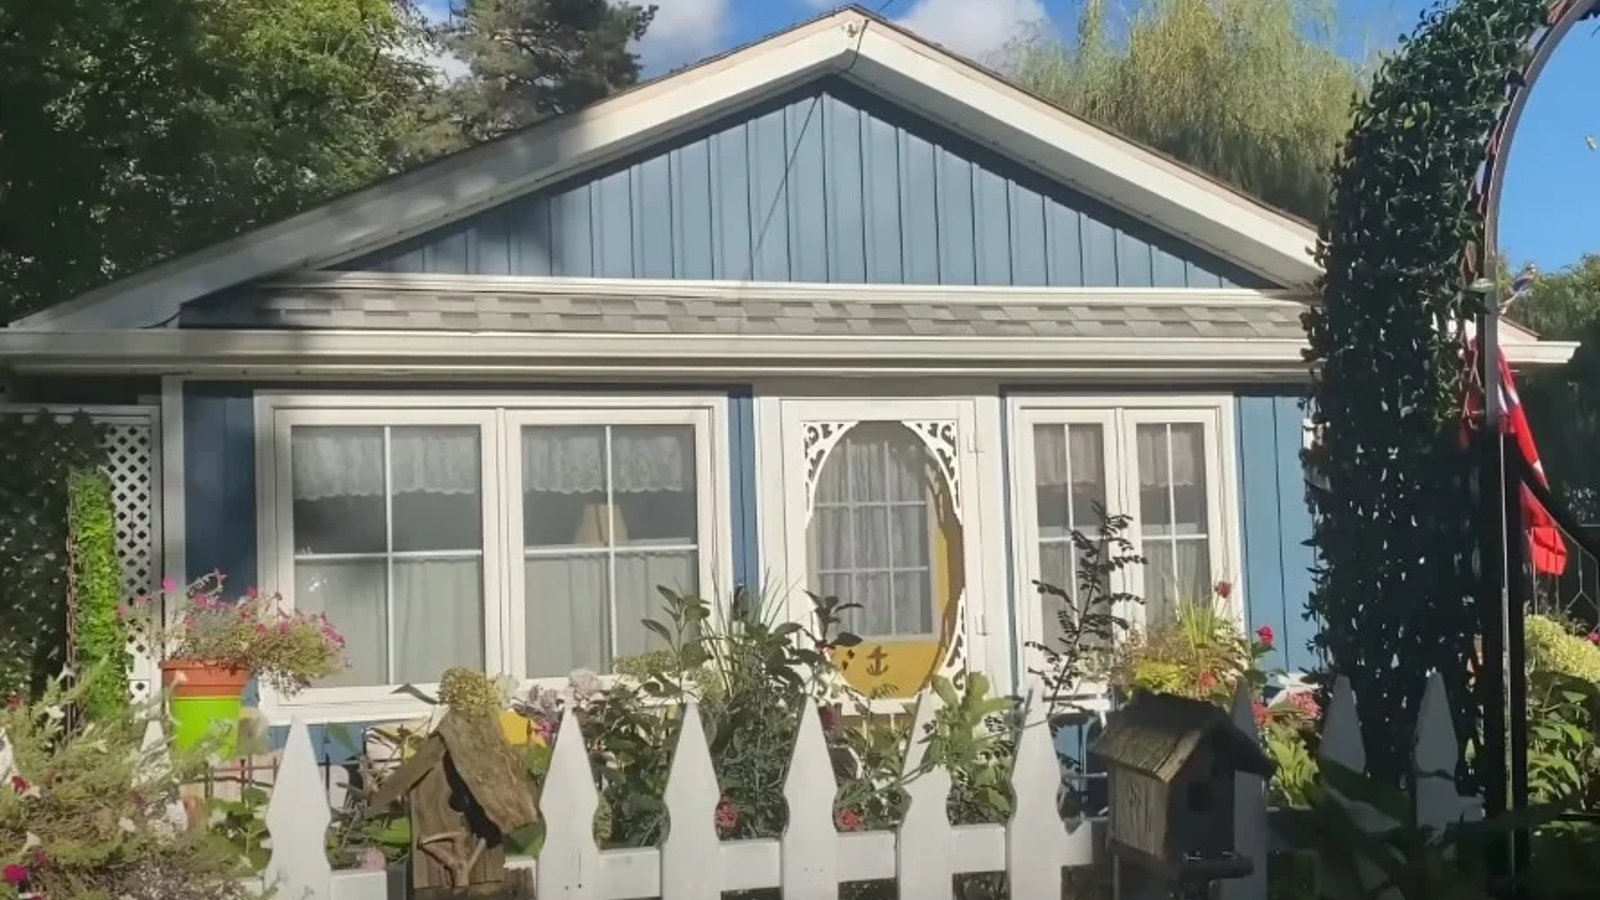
[
  {"xmin": 0, "ymin": 328, "xmax": 1311, "ymax": 376},
  {"xmin": 261, "ymin": 270, "xmax": 1318, "ymax": 307},
  {"xmin": 14, "ymin": 18, "xmax": 856, "ymax": 332},
  {"xmin": 17, "ymin": 10, "xmax": 1323, "ymax": 333},
  {"xmin": 846, "ymin": 25, "xmax": 1320, "ymax": 288}
]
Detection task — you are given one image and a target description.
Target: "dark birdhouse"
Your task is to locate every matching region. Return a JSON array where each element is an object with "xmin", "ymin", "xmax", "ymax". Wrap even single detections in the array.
[
  {"xmin": 1089, "ymin": 693, "xmax": 1273, "ymax": 882},
  {"xmin": 370, "ymin": 711, "xmax": 540, "ymax": 899}
]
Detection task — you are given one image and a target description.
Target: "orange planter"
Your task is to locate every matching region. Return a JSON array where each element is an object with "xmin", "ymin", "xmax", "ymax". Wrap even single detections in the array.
[{"xmin": 159, "ymin": 659, "xmax": 251, "ymax": 699}]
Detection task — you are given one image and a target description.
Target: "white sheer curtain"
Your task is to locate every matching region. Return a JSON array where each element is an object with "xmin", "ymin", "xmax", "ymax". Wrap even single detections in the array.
[
  {"xmin": 811, "ymin": 425, "xmax": 936, "ymax": 637},
  {"xmin": 290, "ymin": 425, "xmax": 485, "ymax": 687},
  {"xmin": 521, "ymin": 425, "xmax": 698, "ymax": 677},
  {"xmin": 1032, "ymin": 423, "xmax": 1109, "ymax": 648},
  {"xmin": 1135, "ymin": 423, "xmax": 1210, "ymax": 624}
]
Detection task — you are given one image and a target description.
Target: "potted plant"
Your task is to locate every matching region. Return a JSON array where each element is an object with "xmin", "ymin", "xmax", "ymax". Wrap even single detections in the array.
[{"xmin": 128, "ymin": 572, "xmax": 347, "ymax": 753}]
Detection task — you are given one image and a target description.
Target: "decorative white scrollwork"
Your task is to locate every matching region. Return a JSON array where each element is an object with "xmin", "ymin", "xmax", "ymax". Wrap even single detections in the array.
[
  {"xmin": 905, "ymin": 420, "xmax": 962, "ymax": 521},
  {"xmin": 802, "ymin": 421, "xmax": 858, "ymax": 516}
]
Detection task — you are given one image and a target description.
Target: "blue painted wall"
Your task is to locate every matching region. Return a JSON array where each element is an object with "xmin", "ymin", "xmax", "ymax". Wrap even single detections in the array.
[
  {"xmin": 339, "ymin": 80, "xmax": 1268, "ymax": 290},
  {"xmin": 183, "ymin": 383, "xmax": 257, "ymax": 589},
  {"xmin": 1236, "ymin": 394, "xmax": 1319, "ymax": 673}
]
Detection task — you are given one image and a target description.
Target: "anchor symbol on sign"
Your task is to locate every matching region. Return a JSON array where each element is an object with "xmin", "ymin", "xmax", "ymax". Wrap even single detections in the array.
[{"xmin": 865, "ymin": 645, "xmax": 889, "ymax": 676}]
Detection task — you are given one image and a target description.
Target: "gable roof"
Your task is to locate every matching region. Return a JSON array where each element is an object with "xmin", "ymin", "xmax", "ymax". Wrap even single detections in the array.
[{"xmin": 13, "ymin": 6, "xmax": 1321, "ymax": 332}]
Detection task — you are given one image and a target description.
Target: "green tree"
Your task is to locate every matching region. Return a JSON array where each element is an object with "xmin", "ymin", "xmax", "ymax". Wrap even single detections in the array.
[
  {"xmin": 1508, "ymin": 255, "xmax": 1600, "ymax": 340},
  {"xmin": 1004, "ymin": 0, "xmax": 1366, "ymax": 223},
  {"xmin": 0, "ymin": 0, "xmax": 433, "ymax": 320},
  {"xmin": 437, "ymin": 0, "xmax": 655, "ymax": 144}
]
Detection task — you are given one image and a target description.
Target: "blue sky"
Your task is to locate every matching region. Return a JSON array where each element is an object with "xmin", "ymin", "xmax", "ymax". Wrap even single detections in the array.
[{"xmin": 421, "ymin": 0, "xmax": 1600, "ymax": 271}]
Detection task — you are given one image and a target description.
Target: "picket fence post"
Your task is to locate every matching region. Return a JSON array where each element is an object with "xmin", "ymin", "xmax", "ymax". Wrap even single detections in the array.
[
  {"xmin": 660, "ymin": 703, "xmax": 719, "ymax": 900},
  {"xmin": 1007, "ymin": 695, "xmax": 1085, "ymax": 895},
  {"xmin": 264, "ymin": 719, "xmax": 333, "ymax": 900},
  {"xmin": 1413, "ymin": 671, "xmax": 1480, "ymax": 832},
  {"xmin": 898, "ymin": 689, "xmax": 954, "ymax": 898},
  {"xmin": 781, "ymin": 699, "xmax": 838, "ymax": 898},
  {"xmin": 1221, "ymin": 680, "xmax": 1268, "ymax": 900},
  {"xmin": 537, "ymin": 706, "xmax": 602, "ymax": 900}
]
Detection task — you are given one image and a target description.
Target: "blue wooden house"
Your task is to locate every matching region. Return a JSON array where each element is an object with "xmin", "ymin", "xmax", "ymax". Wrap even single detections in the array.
[{"xmin": 1, "ymin": 8, "xmax": 1572, "ymax": 726}]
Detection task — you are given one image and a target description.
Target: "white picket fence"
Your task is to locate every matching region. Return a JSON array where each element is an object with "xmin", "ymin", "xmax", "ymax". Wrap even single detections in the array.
[
  {"xmin": 0, "ymin": 672, "xmax": 1478, "ymax": 899},
  {"xmin": 243, "ymin": 671, "xmax": 1482, "ymax": 900}
]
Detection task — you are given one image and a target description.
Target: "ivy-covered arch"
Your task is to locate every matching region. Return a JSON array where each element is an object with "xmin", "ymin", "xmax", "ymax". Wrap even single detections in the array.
[{"xmin": 1306, "ymin": 0, "xmax": 1592, "ymax": 786}]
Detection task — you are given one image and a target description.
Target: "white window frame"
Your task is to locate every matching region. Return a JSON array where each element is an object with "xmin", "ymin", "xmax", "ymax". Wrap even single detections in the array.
[
  {"xmin": 255, "ymin": 392, "xmax": 732, "ymax": 724},
  {"xmin": 1007, "ymin": 395, "xmax": 1242, "ymax": 692}
]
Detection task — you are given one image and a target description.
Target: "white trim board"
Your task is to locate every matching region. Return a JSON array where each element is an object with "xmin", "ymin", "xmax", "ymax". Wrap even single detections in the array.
[{"xmin": 12, "ymin": 9, "xmax": 1320, "ymax": 332}]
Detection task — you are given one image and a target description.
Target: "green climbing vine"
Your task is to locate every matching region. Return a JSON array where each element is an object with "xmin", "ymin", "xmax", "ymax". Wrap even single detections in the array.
[
  {"xmin": 1306, "ymin": 0, "xmax": 1550, "ymax": 786},
  {"xmin": 0, "ymin": 413, "xmax": 106, "ymax": 698},
  {"xmin": 69, "ymin": 468, "xmax": 129, "ymax": 718}
]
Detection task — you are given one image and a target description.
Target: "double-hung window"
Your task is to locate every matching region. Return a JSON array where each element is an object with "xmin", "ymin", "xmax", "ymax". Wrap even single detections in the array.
[
  {"xmin": 261, "ymin": 396, "xmax": 725, "ymax": 716},
  {"xmin": 1011, "ymin": 398, "xmax": 1237, "ymax": 657}
]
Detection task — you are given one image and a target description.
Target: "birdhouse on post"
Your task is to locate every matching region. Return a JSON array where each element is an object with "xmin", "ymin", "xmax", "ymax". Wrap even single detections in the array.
[
  {"xmin": 1090, "ymin": 693, "xmax": 1273, "ymax": 893},
  {"xmin": 370, "ymin": 710, "xmax": 540, "ymax": 899}
]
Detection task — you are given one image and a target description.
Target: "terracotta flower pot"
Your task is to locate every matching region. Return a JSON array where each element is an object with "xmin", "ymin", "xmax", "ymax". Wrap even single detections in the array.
[{"xmin": 160, "ymin": 660, "xmax": 251, "ymax": 754}]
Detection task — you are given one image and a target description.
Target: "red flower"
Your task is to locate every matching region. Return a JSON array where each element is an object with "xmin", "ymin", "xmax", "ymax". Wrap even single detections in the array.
[
  {"xmin": 1256, "ymin": 626, "xmax": 1275, "ymax": 649},
  {"xmin": 9, "ymin": 775, "xmax": 27, "ymax": 794},
  {"xmin": 2, "ymin": 864, "xmax": 26, "ymax": 887},
  {"xmin": 1214, "ymin": 581, "xmax": 1233, "ymax": 600},
  {"xmin": 1198, "ymin": 672, "xmax": 1219, "ymax": 691},
  {"xmin": 835, "ymin": 808, "xmax": 865, "ymax": 832},
  {"xmin": 714, "ymin": 796, "xmax": 740, "ymax": 836}
]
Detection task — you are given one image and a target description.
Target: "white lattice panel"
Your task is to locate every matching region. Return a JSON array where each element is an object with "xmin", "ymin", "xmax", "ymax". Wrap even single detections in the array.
[{"xmin": 98, "ymin": 417, "xmax": 162, "ymax": 702}]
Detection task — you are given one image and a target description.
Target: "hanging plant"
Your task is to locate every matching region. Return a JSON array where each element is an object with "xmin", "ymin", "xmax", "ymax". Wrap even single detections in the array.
[
  {"xmin": 68, "ymin": 468, "xmax": 129, "ymax": 719},
  {"xmin": 1306, "ymin": 0, "xmax": 1549, "ymax": 786}
]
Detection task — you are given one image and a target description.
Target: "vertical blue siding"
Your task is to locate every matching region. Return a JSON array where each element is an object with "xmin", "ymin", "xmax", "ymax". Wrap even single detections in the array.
[
  {"xmin": 183, "ymin": 384, "xmax": 256, "ymax": 590},
  {"xmin": 1236, "ymin": 394, "xmax": 1318, "ymax": 673},
  {"xmin": 340, "ymin": 81, "xmax": 1267, "ymax": 289}
]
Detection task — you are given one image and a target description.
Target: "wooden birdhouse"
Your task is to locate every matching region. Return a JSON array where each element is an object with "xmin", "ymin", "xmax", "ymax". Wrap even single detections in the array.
[
  {"xmin": 370, "ymin": 710, "xmax": 540, "ymax": 899},
  {"xmin": 1089, "ymin": 692, "xmax": 1273, "ymax": 883}
]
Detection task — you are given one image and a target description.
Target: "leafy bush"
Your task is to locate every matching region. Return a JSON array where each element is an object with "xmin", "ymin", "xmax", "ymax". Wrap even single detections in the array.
[
  {"xmin": 127, "ymin": 573, "xmax": 347, "ymax": 695},
  {"xmin": 68, "ymin": 469, "xmax": 128, "ymax": 719},
  {"xmin": 0, "ymin": 673, "xmax": 255, "ymax": 900},
  {"xmin": 1526, "ymin": 615, "xmax": 1600, "ymax": 809},
  {"xmin": 1113, "ymin": 583, "xmax": 1273, "ymax": 705}
]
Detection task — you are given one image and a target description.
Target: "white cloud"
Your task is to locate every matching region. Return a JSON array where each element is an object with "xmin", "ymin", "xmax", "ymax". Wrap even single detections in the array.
[
  {"xmin": 633, "ymin": 0, "xmax": 735, "ymax": 75},
  {"xmin": 895, "ymin": 0, "xmax": 1048, "ymax": 64}
]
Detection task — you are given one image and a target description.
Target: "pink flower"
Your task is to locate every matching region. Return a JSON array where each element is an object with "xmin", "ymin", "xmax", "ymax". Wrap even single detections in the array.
[
  {"xmin": 2, "ymin": 864, "xmax": 26, "ymax": 887},
  {"xmin": 1588, "ymin": 631, "xmax": 1599, "ymax": 645},
  {"xmin": 1252, "ymin": 701, "xmax": 1271, "ymax": 728},
  {"xmin": 714, "ymin": 796, "xmax": 740, "ymax": 836},
  {"xmin": 1198, "ymin": 672, "xmax": 1219, "ymax": 692},
  {"xmin": 1256, "ymin": 626, "xmax": 1275, "ymax": 649},
  {"xmin": 162, "ymin": 577, "xmax": 178, "ymax": 595},
  {"xmin": 1214, "ymin": 581, "xmax": 1233, "ymax": 600},
  {"xmin": 1288, "ymin": 691, "xmax": 1322, "ymax": 722},
  {"xmin": 835, "ymin": 808, "xmax": 864, "ymax": 832},
  {"xmin": 246, "ymin": 586, "xmax": 259, "ymax": 599}
]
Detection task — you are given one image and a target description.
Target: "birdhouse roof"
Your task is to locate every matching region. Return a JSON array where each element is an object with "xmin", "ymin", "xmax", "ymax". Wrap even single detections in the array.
[
  {"xmin": 366, "ymin": 711, "xmax": 539, "ymax": 832},
  {"xmin": 1089, "ymin": 693, "xmax": 1273, "ymax": 784}
]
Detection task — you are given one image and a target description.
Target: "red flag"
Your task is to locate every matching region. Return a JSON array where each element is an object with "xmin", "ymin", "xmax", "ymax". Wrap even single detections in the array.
[{"xmin": 1464, "ymin": 339, "xmax": 1570, "ymax": 576}]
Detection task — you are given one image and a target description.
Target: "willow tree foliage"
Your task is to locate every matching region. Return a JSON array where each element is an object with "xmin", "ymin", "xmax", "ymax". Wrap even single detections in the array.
[
  {"xmin": 1005, "ymin": 0, "xmax": 1367, "ymax": 224},
  {"xmin": 1307, "ymin": 0, "xmax": 1548, "ymax": 785}
]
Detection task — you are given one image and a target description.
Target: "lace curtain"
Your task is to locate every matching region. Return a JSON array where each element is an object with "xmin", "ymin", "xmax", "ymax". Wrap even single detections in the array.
[
  {"xmin": 522, "ymin": 427, "xmax": 693, "ymax": 494},
  {"xmin": 1135, "ymin": 424, "xmax": 1204, "ymax": 488}
]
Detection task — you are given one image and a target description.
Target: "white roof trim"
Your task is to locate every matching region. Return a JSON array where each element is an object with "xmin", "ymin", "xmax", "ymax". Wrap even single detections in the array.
[
  {"xmin": 0, "ymin": 328, "xmax": 1572, "ymax": 377},
  {"xmin": 250, "ymin": 271, "xmax": 1317, "ymax": 307},
  {"xmin": 15, "ymin": 8, "xmax": 1319, "ymax": 332}
]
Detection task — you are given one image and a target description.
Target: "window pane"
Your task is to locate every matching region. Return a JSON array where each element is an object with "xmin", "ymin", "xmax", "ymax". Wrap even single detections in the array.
[
  {"xmin": 1068, "ymin": 426, "xmax": 1107, "ymax": 527},
  {"xmin": 891, "ymin": 504, "xmax": 930, "ymax": 569},
  {"xmin": 886, "ymin": 438, "xmax": 927, "ymax": 502},
  {"xmin": 1169, "ymin": 424, "xmax": 1209, "ymax": 536},
  {"xmin": 392, "ymin": 558, "xmax": 484, "ymax": 683},
  {"xmin": 1039, "ymin": 541, "xmax": 1073, "ymax": 648},
  {"xmin": 291, "ymin": 427, "xmax": 385, "ymax": 555},
  {"xmin": 614, "ymin": 549, "xmax": 697, "ymax": 660},
  {"xmin": 1144, "ymin": 540, "xmax": 1210, "ymax": 625},
  {"xmin": 391, "ymin": 427, "xmax": 483, "ymax": 552},
  {"xmin": 854, "ymin": 506, "xmax": 890, "ymax": 567},
  {"xmin": 526, "ymin": 554, "xmax": 607, "ymax": 677},
  {"xmin": 1143, "ymin": 542, "xmax": 1176, "ymax": 627},
  {"xmin": 892, "ymin": 570, "xmax": 932, "ymax": 634},
  {"xmin": 1137, "ymin": 424, "xmax": 1174, "ymax": 536},
  {"xmin": 1034, "ymin": 424, "xmax": 1107, "ymax": 540},
  {"xmin": 614, "ymin": 425, "xmax": 698, "ymax": 546},
  {"xmin": 296, "ymin": 560, "xmax": 386, "ymax": 687},
  {"xmin": 523, "ymin": 426, "xmax": 608, "ymax": 548},
  {"xmin": 856, "ymin": 572, "xmax": 892, "ymax": 634}
]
